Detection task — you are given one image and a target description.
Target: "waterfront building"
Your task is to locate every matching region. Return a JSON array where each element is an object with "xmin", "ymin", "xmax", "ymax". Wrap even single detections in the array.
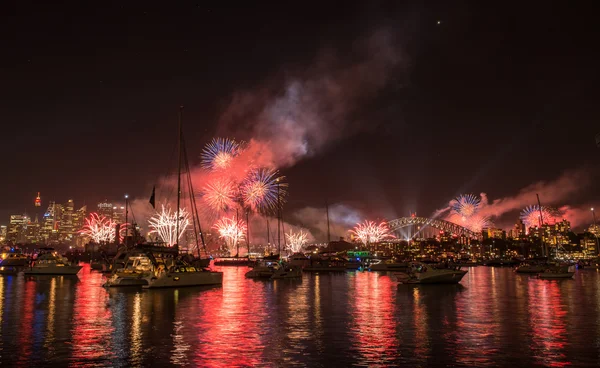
[
  {"xmin": 0, "ymin": 225, "xmax": 6, "ymax": 242},
  {"xmin": 25, "ymin": 216, "xmax": 41, "ymax": 243}
]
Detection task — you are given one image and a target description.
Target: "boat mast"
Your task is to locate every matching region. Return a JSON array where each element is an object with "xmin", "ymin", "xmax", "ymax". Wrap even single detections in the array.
[
  {"xmin": 326, "ymin": 200, "xmax": 331, "ymax": 244},
  {"xmin": 175, "ymin": 107, "xmax": 183, "ymax": 249},
  {"xmin": 236, "ymin": 208, "xmax": 239, "ymax": 257},
  {"xmin": 266, "ymin": 218, "xmax": 270, "ymax": 254},
  {"xmin": 536, "ymin": 193, "xmax": 546, "ymax": 258},
  {"xmin": 246, "ymin": 210, "xmax": 250, "ymax": 257},
  {"xmin": 277, "ymin": 178, "xmax": 281, "ymax": 255}
]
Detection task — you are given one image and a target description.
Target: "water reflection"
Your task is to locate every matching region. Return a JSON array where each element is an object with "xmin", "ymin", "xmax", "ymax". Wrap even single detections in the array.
[
  {"xmin": 1, "ymin": 266, "xmax": 600, "ymax": 366},
  {"xmin": 528, "ymin": 280, "xmax": 569, "ymax": 367}
]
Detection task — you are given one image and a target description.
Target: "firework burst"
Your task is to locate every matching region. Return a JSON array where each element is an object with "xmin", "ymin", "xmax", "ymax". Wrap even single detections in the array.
[
  {"xmin": 241, "ymin": 168, "xmax": 287, "ymax": 214},
  {"xmin": 463, "ymin": 214, "xmax": 492, "ymax": 233},
  {"xmin": 147, "ymin": 205, "xmax": 190, "ymax": 246},
  {"xmin": 79, "ymin": 213, "xmax": 120, "ymax": 243},
  {"xmin": 285, "ymin": 230, "xmax": 308, "ymax": 253},
  {"xmin": 451, "ymin": 194, "xmax": 481, "ymax": 218},
  {"xmin": 520, "ymin": 205, "xmax": 558, "ymax": 229},
  {"xmin": 201, "ymin": 138, "xmax": 242, "ymax": 171},
  {"xmin": 350, "ymin": 220, "xmax": 395, "ymax": 245},
  {"xmin": 202, "ymin": 178, "xmax": 238, "ymax": 213},
  {"xmin": 213, "ymin": 216, "xmax": 246, "ymax": 254}
]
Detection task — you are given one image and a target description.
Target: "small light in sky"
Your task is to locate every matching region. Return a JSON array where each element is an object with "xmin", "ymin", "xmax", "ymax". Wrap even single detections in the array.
[{"xmin": 437, "ymin": 20, "xmax": 441, "ymax": 25}]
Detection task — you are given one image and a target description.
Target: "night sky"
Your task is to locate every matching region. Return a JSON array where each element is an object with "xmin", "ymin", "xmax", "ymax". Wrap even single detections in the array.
[{"xmin": 2, "ymin": 1, "xmax": 599, "ymax": 231}]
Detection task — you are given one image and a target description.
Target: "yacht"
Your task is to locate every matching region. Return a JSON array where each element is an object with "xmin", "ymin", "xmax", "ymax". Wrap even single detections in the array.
[
  {"xmin": 396, "ymin": 262, "xmax": 467, "ymax": 284},
  {"xmin": 24, "ymin": 248, "xmax": 82, "ymax": 275},
  {"xmin": 288, "ymin": 252, "xmax": 310, "ymax": 268},
  {"xmin": 515, "ymin": 262, "xmax": 546, "ymax": 274},
  {"xmin": 0, "ymin": 249, "xmax": 30, "ymax": 267},
  {"xmin": 538, "ymin": 265, "xmax": 575, "ymax": 279},
  {"xmin": 104, "ymin": 245, "xmax": 222, "ymax": 288},
  {"xmin": 245, "ymin": 260, "xmax": 280, "ymax": 278},
  {"xmin": 303, "ymin": 256, "xmax": 346, "ymax": 272},
  {"xmin": 369, "ymin": 259, "xmax": 409, "ymax": 272},
  {"xmin": 270, "ymin": 264, "xmax": 302, "ymax": 279}
]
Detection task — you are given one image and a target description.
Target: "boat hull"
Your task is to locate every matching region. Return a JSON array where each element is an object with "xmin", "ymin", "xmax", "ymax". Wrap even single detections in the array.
[
  {"xmin": 23, "ymin": 265, "xmax": 82, "ymax": 275},
  {"xmin": 405, "ymin": 270, "xmax": 468, "ymax": 284},
  {"xmin": 145, "ymin": 271, "xmax": 223, "ymax": 288},
  {"xmin": 303, "ymin": 267, "xmax": 346, "ymax": 272},
  {"xmin": 538, "ymin": 272, "xmax": 574, "ymax": 279},
  {"xmin": 0, "ymin": 259, "xmax": 29, "ymax": 267},
  {"xmin": 271, "ymin": 266, "xmax": 302, "ymax": 279},
  {"xmin": 516, "ymin": 266, "xmax": 545, "ymax": 274}
]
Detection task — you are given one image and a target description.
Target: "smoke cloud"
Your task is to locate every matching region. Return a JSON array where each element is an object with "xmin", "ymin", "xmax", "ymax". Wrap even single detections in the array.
[
  {"xmin": 216, "ymin": 28, "xmax": 402, "ymax": 168},
  {"xmin": 436, "ymin": 169, "xmax": 592, "ymax": 230}
]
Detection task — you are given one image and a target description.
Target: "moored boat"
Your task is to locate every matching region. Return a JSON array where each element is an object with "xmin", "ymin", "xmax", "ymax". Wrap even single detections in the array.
[
  {"xmin": 515, "ymin": 262, "xmax": 546, "ymax": 274},
  {"xmin": 0, "ymin": 249, "xmax": 30, "ymax": 267},
  {"xmin": 270, "ymin": 264, "xmax": 302, "ymax": 279},
  {"xmin": 24, "ymin": 248, "xmax": 82, "ymax": 275},
  {"xmin": 396, "ymin": 262, "xmax": 467, "ymax": 284},
  {"xmin": 369, "ymin": 259, "xmax": 408, "ymax": 272},
  {"xmin": 538, "ymin": 265, "xmax": 575, "ymax": 279},
  {"xmin": 303, "ymin": 256, "xmax": 346, "ymax": 272},
  {"xmin": 245, "ymin": 260, "xmax": 280, "ymax": 278},
  {"xmin": 104, "ymin": 244, "xmax": 223, "ymax": 288}
]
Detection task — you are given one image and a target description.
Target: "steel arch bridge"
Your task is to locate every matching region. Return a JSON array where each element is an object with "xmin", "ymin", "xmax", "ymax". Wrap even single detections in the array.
[{"xmin": 388, "ymin": 216, "xmax": 482, "ymax": 240}]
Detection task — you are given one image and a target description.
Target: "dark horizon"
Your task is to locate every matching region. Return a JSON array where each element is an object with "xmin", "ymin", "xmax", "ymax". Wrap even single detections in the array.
[{"xmin": 2, "ymin": 1, "xmax": 599, "ymax": 234}]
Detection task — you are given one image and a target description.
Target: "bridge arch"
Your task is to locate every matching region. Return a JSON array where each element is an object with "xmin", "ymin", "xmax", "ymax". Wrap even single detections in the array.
[{"xmin": 387, "ymin": 217, "xmax": 482, "ymax": 240}]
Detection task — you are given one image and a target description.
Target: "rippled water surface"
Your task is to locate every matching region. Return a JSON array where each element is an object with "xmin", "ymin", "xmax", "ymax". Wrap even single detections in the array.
[{"xmin": 1, "ymin": 264, "xmax": 600, "ymax": 367}]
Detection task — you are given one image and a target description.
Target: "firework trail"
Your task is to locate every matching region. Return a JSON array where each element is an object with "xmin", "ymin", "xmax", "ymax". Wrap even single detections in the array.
[
  {"xmin": 213, "ymin": 216, "xmax": 247, "ymax": 254},
  {"xmin": 201, "ymin": 138, "xmax": 242, "ymax": 171},
  {"xmin": 241, "ymin": 168, "xmax": 287, "ymax": 214},
  {"xmin": 350, "ymin": 220, "xmax": 395, "ymax": 245},
  {"xmin": 451, "ymin": 194, "xmax": 481, "ymax": 219},
  {"xmin": 520, "ymin": 205, "xmax": 558, "ymax": 229},
  {"xmin": 285, "ymin": 229, "xmax": 308, "ymax": 253},
  {"xmin": 148, "ymin": 205, "xmax": 190, "ymax": 246},
  {"xmin": 202, "ymin": 178, "xmax": 238, "ymax": 213},
  {"xmin": 79, "ymin": 213, "xmax": 125, "ymax": 243}
]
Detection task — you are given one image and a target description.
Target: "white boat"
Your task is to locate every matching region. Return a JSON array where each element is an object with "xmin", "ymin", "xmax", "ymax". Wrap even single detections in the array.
[
  {"xmin": 104, "ymin": 246, "xmax": 223, "ymax": 288},
  {"xmin": 396, "ymin": 262, "xmax": 467, "ymax": 284},
  {"xmin": 369, "ymin": 259, "xmax": 409, "ymax": 272},
  {"xmin": 245, "ymin": 260, "xmax": 280, "ymax": 278},
  {"xmin": 270, "ymin": 264, "xmax": 302, "ymax": 279},
  {"xmin": 538, "ymin": 265, "xmax": 575, "ymax": 279},
  {"xmin": 24, "ymin": 249, "xmax": 82, "ymax": 275}
]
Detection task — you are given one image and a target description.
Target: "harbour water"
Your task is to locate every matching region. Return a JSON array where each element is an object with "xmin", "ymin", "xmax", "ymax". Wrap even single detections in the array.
[{"xmin": 1, "ymin": 264, "xmax": 600, "ymax": 367}]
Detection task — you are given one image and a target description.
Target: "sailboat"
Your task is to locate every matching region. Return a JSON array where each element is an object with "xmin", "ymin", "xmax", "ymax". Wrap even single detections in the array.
[{"xmin": 104, "ymin": 107, "xmax": 223, "ymax": 288}]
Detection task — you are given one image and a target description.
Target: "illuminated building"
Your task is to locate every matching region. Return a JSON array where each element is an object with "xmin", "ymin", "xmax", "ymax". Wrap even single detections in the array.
[
  {"xmin": 59, "ymin": 199, "xmax": 75, "ymax": 241},
  {"xmin": 7, "ymin": 214, "xmax": 29, "ymax": 243},
  {"xmin": 587, "ymin": 224, "xmax": 600, "ymax": 236},
  {"xmin": 112, "ymin": 205, "xmax": 126, "ymax": 224},
  {"xmin": 25, "ymin": 216, "xmax": 41, "ymax": 243},
  {"xmin": 41, "ymin": 201, "xmax": 63, "ymax": 243},
  {"xmin": 35, "ymin": 192, "xmax": 41, "ymax": 207},
  {"xmin": 513, "ymin": 220, "xmax": 526, "ymax": 239},
  {"xmin": 0, "ymin": 225, "xmax": 6, "ymax": 242},
  {"xmin": 97, "ymin": 201, "xmax": 114, "ymax": 218}
]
